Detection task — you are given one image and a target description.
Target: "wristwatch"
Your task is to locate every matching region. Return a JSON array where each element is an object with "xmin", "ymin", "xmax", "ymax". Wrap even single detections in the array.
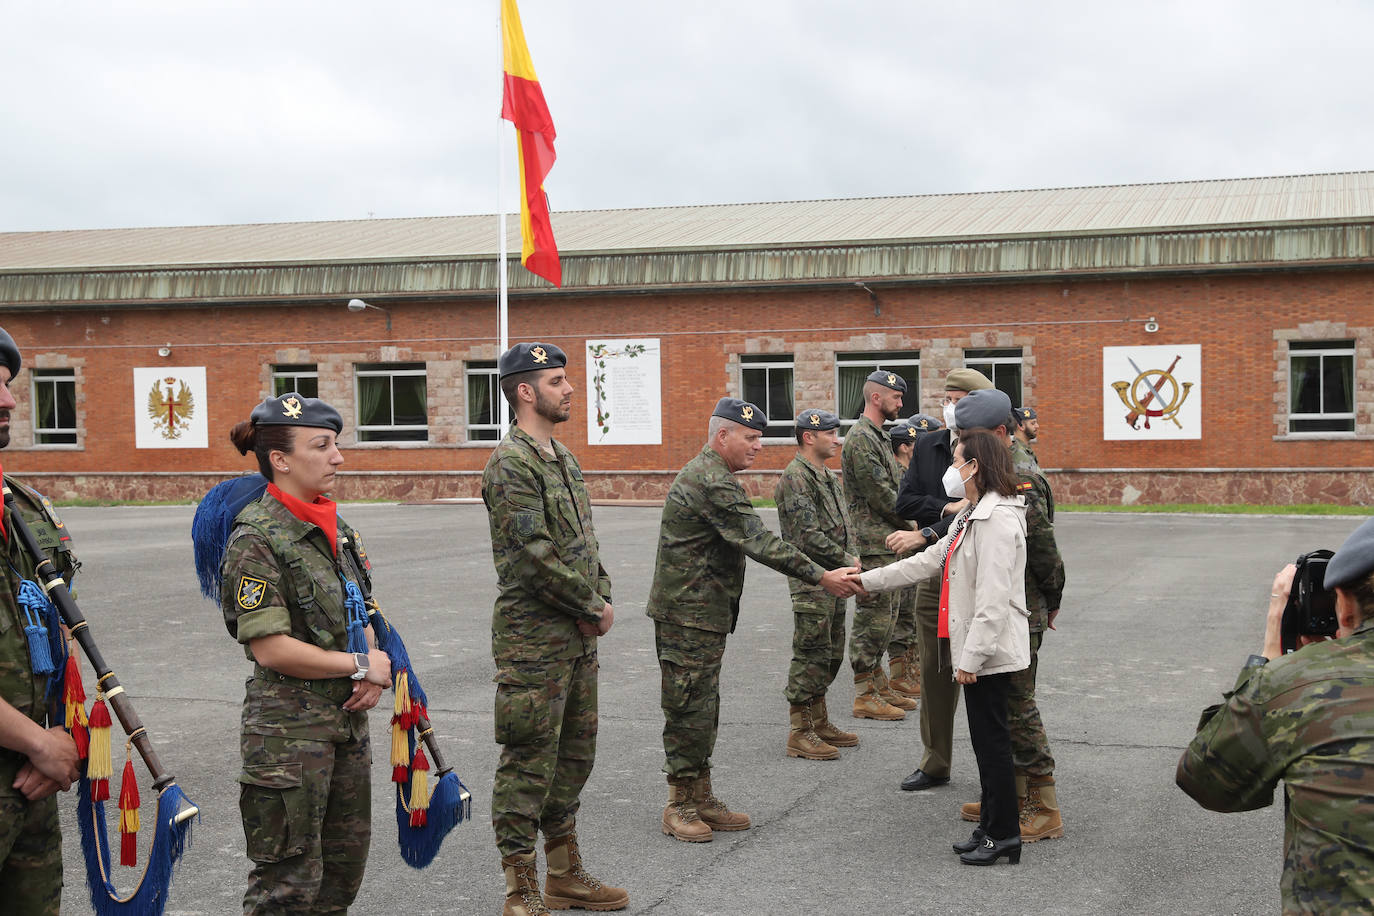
[
  {"xmin": 921, "ymin": 527, "xmax": 936, "ymax": 540},
  {"xmin": 350, "ymin": 652, "xmax": 370, "ymax": 681}
]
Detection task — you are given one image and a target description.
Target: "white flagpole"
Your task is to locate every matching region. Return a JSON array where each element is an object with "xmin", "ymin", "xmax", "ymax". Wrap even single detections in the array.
[{"xmin": 497, "ymin": 2, "xmax": 511, "ymax": 438}]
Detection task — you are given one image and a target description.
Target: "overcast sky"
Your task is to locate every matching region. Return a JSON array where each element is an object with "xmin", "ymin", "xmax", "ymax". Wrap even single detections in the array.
[{"xmin": 2, "ymin": 1, "xmax": 1370, "ymax": 233}]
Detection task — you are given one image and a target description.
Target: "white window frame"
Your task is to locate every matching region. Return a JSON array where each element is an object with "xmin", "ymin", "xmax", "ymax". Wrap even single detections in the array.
[
  {"xmin": 834, "ymin": 351, "xmax": 920, "ymax": 433},
  {"xmin": 271, "ymin": 364, "xmax": 319, "ymax": 398},
  {"xmin": 739, "ymin": 354, "xmax": 796, "ymax": 438},
  {"xmin": 464, "ymin": 360, "xmax": 508, "ymax": 442},
  {"xmin": 1287, "ymin": 340, "xmax": 1355, "ymax": 434},
  {"xmin": 963, "ymin": 348, "xmax": 1024, "ymax": 405},
  {"xmin": 31, "ymin": 368, "xmax": 77, "ymax": 446},
  {"xmin": 354, "ymin": 363, "xmax": 429, "ymax": 442}
]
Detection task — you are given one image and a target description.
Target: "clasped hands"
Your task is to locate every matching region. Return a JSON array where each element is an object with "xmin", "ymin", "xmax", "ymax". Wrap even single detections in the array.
[{"xmin": 577, "ymin": 603, "xmax": 616, "ymax": 637}]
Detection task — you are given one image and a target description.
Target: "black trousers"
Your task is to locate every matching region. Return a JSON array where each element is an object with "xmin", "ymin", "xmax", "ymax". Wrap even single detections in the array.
[{"xmin": 963, "ymin": 672, "xmax": 1020, "ymax": 841}]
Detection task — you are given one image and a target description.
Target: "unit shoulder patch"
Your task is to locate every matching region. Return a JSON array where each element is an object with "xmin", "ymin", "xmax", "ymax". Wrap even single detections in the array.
[{"xmin": 237, "ymin": 575, "xmax": 268, "ymax": 610}]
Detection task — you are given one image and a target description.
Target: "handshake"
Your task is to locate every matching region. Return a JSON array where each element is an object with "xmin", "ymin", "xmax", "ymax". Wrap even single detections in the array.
[{"xmin": 821, "ymin": 566, "xmax": 869, "ymax": 598}]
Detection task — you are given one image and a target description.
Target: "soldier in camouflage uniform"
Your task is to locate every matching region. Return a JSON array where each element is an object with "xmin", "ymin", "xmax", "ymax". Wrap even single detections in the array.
[
  {"xmin": 0, "ymin": 328, "xmax": 81, "ymax": 916},
  {"xmin": 648, "ymin": 398, "xmax": 857, "ymax": 842},
  {"xmin": 775, "ymin": 408, "xmax": 860, "ymax": 760},
  {"xmin": 481, "ymin": 343, "xmax": 626, "ymax": 916},
  {"xmin": 841, "ymin": 370, "xmax": 916, "ymax": 720},
  {"xmin": 1013, "ymin": 406, "xmax": 1040, "ymax": 459},
  {"xmin": 220, "ymin": 393, "xmax": 394, "ymax": 915},
  {"xmin": 1178, "ymin": 519, "xmax": 1374, "ymax": 914},
  {"xmin": 885, "ymin": 421, "xmax": 922, "ymax": 700}
]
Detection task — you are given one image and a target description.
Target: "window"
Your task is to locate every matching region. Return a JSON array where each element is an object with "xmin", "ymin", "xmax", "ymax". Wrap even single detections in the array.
[
  {"xmin": 355, "ymin": 362, "xmax": 428, "ymax": 442},
  {"xmin": 466, "ymin": 361, "xmax": 512, "ymax": 442},
  {"xmin": 1289, "ymin": 340, "xmax": 1354, "ymax": 433},
  {"xmin": 31, "ymin": 368, "xmax": 76, "ymax": 445},
  {"xmin": 964, "ymin": 348, "xmax": 1023, "ymax": 406},
  {"xmin": 272, "ymin": 364, "xmax": 318, "ymax": 398},
  {"xmin": 740, "ymin": 354, "xmax": 795, "ymax": 437},
  {"xmin": 835, "ymin": 351, "xmax": 920, "ymax": 431}
]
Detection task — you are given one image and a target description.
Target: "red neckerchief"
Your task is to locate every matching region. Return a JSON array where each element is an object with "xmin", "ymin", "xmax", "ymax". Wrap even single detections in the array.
[
  {"xmin": 937, "ymin": 525, "xmax": 967, "ymax": 639},
  {"xmin": 267, "ymin": 482, "xmax": 338, "ymax": 556}
]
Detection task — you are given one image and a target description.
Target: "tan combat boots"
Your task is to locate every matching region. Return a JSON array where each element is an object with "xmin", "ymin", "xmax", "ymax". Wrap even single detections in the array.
[
  {"xmin": 502, "ymin": 852, "xmax": 549, "ymax": 916},
  {"xmin": 852, "ymin": 672, "xmax": 905, "ymax": 720},
  {"xmin": 543, "ymin": 833, "xmax": 629, "ymax": 911},
  {"xmin": 694, "ymin": 768, "xmax": 751, "ymax": 831},
  {"xmin": 809, "ymin": 696, "xmax": 859, "ymax": 747},
  {"xmin": 787, "ymin": 703, "xmax": 840, "ymax": 760},
  {"xmin": 662, "ymin": 776, "xmax": 712, "ymax": 842}
]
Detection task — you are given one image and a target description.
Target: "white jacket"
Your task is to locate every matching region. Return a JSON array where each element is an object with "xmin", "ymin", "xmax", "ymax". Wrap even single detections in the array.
[{"xmin": 861, "ymin": 490, "xmax": 1030, "ymax": 677}]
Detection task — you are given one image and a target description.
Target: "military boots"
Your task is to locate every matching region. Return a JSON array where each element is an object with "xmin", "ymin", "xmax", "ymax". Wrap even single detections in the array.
[
  {"xmin": 809, "ymin": 696, "xmax": 859, "ymax": 747},
  {"xmin": 662, "ymin": 776, "xmax": 712, "ymax": 842},
  {"xmin": 852, "ymin": 672, "xmax": 906, "ymax": 719},
  {"xmin": 874, "ymin": 668, "xmax": 918, "ymax": 711},
  {"xmin": 1020, "ymin": 774, "xmax": 1064, "ymax": 842},
  {"xmin": 787, "ymin": 703, "xmax": 840, "ymax": 760},
  {"xmin": 694, "ymin": 768, "xmax": 751, "ymax": 831},
  {"xmin": 502, "ymin": 852, "xmax": 550, "ymax": 916},
  {"xmin": 962, "ymin": 770, "xmax": 1028, "ymax": 823},
  {"xmin": 888, "ymin": 646, "xmax": 922, "ymax": 698},
  {"xmin": 543, "ymin": 833, "xmax": 629, "ymax": 911}
]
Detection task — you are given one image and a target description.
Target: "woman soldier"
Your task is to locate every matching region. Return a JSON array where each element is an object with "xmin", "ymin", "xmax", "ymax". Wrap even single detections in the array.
[{"xmin": 220, "ymin": 393, "xmax": 392, "ymax": 913}]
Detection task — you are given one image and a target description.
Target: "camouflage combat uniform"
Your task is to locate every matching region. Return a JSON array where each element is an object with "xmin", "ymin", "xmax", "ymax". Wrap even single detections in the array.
[
  {"xmin": 1008, "ymin": 439, "xmax": 1065, "ymax": 777},
  {"xmin": 0, "ymin": 480, "xmax": 77, "ymax": 916},
  {"xmin": 220, "ymin": 491, "xmax": 374, "ymax": 915},
  {"xmin": 1177, "ymin": 623, "xmax": 1374, "ymax": 914},
  {"xmin": 481, "ymin": 426, "xmax": 610, "ymax": 859},
  {"xmin": 775, "ymin": 454, "xmax": 856, "ymax": 705},
  {"xmin": 647, "ymin": 445, "xmax": 825, "ymax": 777},
  {"xmin": 839, "ymin": 416, "xmax": 909, "ymax": 674}
]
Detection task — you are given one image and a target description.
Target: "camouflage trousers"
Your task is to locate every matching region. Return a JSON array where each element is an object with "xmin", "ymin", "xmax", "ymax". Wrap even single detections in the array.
[
  {"xmin": 239, "ymin": 730, "xmax": 372, "ymax": 915},
  {"xmin": 0, "ymin": 788, "xmax": 61, "ymax": 916},
  {"xmin": 1009, "ymin": 629, "xmax": 1054, "ymax": 776},
  {"xmin": 848, "ymin": 554, "xmax": 898, "ymax": 674},
  {"xmin": 656, "ymin": 621, "xmax": 728, "ymax": 779},
  {"xmin": 784, "ymin": 592, "xmax": 847, "ymax": 705},
  {"xmin": 887, "ymin": 586, "xmax": 918, "ymax": 661},
  {"xmin": 492, "ymin": 652, "xmax": 599, "ymax": 858}
]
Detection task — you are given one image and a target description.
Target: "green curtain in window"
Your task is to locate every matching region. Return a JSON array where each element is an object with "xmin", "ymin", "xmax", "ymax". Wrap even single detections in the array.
[
  {"xmin": 358, "ymin": 376, "xmax": 386, "ymax": 427},
  {"xmin": 838, "ymin": 367, "xmax": 867, "ymax": 419}
]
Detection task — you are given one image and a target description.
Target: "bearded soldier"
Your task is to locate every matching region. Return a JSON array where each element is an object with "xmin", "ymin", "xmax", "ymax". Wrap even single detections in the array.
[{"xmin": 481, "ymin": 343, "xmax": 627, "ymax": 916}]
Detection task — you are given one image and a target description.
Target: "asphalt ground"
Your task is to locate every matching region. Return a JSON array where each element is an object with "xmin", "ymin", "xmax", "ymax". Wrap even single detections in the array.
[{"xmin": 47, "ymin": 504, "xmax": 1367, "ymax": 915}]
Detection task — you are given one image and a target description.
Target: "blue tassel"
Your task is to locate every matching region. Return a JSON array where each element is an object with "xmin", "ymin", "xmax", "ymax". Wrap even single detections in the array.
[
  {"xmin": 343, "ymin": 580, "xmax": 368, "ymax": 655},
  {"xmin": 190, "ymin": 474, "xmax": 268, "ymax": 599},
  {"xmin": 77, "ymin": 776, "xmax": 198, "ymax": 915},
  {"xmin": 17, "ymin": 580, "xmax": 55, "ymax": 677}
]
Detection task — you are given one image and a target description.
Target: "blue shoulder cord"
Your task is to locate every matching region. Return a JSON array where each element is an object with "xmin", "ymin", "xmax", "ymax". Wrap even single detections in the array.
[
  {"xmin": 343, "ymin": 578, "xmax": 369, "ymax": 655},
  {"xmin": 9, "ymin": 563, "xmax": 70, "ymax": 702}
]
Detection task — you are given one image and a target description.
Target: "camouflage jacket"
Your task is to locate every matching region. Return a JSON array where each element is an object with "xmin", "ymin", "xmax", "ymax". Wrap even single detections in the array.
[
  {"xmin": 840, "ymin": 416, "xmax": 909, "ymax": 558},
  {"xmin": 0, "ymin": 479, "xmax": 78, "ymax": 784},
  {"xmin": 1176, "ymin": 622, "xmax": 1374, "ymax": 914},
  {"xmin": 775, "ymin": 454, "xmax": 856, "ymax": 598},
  {"xmin": 646, "ymin": 445, "xmax": 824, "ymax": 634},
  {"xmin": 1011, "ymin": 438, "xmax": 1064, "ymax": 631},
  {"xmin": 482, "ymin": 426, "xmax": 609, "ymax": 664}
]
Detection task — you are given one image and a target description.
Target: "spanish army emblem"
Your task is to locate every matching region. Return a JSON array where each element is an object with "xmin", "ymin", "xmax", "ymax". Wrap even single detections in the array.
[
  {"xmin": 146, "ymin": 376, "xmax": 195, "ymax": 440},
  {"xmin": 887, "ymin": 374, "xmax": 897, "ymax": 386},
  {"xmin": 809, "ymin": 413, "xmax": 821, "ymax": 427},
  {"xmin": 741, "ymin": 405, "xmax": 754, "ymax": 421},
  {"xmin": 907, "ymin": 426, "xmax": 918, "ymax": 438},
  {"xmin": 282, "ymin": 396, "xmax": 303, "ymax": 419},
  {"xmin": 236, "ymin": 575, "xmax": 267, "ymax": 610},
  {"xmin": 531, "ymin": 346, "xmax": 548, "ymax": 364}
]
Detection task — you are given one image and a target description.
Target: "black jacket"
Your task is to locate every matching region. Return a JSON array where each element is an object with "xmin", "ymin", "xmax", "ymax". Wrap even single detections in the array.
[{"xmin": 894, "ymin": 429, "xmax": 960, "ymax": 536}]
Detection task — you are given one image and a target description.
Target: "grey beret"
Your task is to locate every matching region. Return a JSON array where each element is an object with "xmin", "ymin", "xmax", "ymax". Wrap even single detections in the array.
[
  {"xmin": 1015, "ymin": 406, "xmax": 1038, "ymax": 425},
  {"xmin": 0, "ymin": 327, "xmax": 20, "ymax": 379},
  {"xmin": 944, "ymin": 368, "xmax": 994, "ymax": 392},
  {"xmin": 910, "ymin": 413, "xmax": 942, "ymax": 432},
  {"xmin": 250, "ymin": 393, "xmax": 343, "ymax": 433},
  {"xmin": 954, "ymin": 388, "xmax": 1014, "ymax": 431},
  {"xmin": 866, "ymin": 369, "xmax": 908, "ymax": 393},
  {"xmin": 795, "ymin": 408, "xmax": 840, "ymax": 432},
  {"xmin": 888, "ymin": 421, "xmax": 920, "ymax": 444},
  {"xmin": 1324, "ymin": 517, "xmax": 1374, "ymax": 590},
  {"xmin": 713, "ymin": 397, "xmax": 768, "ymax": 431},
  {"xmin": 499, "ymin": 342, "xmax": 567, "ymax": 378}
]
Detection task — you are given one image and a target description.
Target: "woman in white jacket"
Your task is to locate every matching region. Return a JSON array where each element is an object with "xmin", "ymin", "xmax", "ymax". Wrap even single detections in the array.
[{"xmin": 851, "ymin": 428, "xmax": 1030, "ymax": 865}]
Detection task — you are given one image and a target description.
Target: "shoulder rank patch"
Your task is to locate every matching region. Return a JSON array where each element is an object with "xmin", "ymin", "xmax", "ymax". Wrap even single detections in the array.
[
  {"xmin": 1016, "ymin": 481, "xmax": 1033, "ymax": 492},
  {"xmin": 237, "ymin": 575, "xmax": 268, "ymax": 610}
]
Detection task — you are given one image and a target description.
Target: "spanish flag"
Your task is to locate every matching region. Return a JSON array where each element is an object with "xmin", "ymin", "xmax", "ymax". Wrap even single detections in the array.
[{"xmin": 501, "ymin": 0, "xmax": 561, "ymax": 287}]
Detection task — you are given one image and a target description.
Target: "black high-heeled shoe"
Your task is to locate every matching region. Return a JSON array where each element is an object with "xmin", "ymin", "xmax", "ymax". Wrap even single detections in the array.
[
  {"xmin": 952, "ymin": 827, "xmax": 986, "ymax": 854},
  {"xmin": 958, "ymin": 834, "xmax": 1022, "ymax": 865}
]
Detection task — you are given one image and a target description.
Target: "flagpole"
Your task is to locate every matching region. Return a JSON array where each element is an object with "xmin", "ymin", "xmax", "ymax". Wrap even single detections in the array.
[{"xmin": 496, "ymin": 2, "xmax": 511, "ymax": 439}]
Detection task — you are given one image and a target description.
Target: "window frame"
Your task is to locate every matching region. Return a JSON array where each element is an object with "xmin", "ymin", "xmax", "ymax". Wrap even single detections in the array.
[
  {"xmin": 963, "ymin": 348, "xmax": 1024, "ymax": 406},
  {"xmin": 1287, "ymin": 340, "xmax": 1355, "ymax": 435},
  {"xmin": 739, "ymin": 354, "xmax": 796, "ymax": 438},
  {"xmin": 464, "ymin": 360, "xmax": 510, "ymax": 442},
  {"xmin": 30, "ymin": 367, "xmax": 78, "ymax": 446},
  {"xmin": 834, "ymin": 351, "xmax": 921, "ymax": 433},
  {"xmin": 354, "ymin": 362, "xmax": 429, "ymax": 443},
  {"xmin": 271, "ymin": 364, "xmax": 319, "ymax": 399}
]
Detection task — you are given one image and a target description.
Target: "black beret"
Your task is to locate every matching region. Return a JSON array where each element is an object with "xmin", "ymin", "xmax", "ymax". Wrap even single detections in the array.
[
  {"xmin": 866, "ymin": 369, "xmax": 908, "ymax": 393},
  {"xmin": 910, "ymin": 413, "xmax": 942, "ymax": 432},
  {"xmin": 1015, "ymin": 406, "xmax": 1038, "ymax": 425},
  {"xmin": 954, "ymin": 388, "xmax": 1013, "ymax": 431},
  {"xmin": 499, "ymin": 342, "xmax": 567, "ymax": 378},
  {"xmin": 1324, "ymin": 517, "xmax": 1374, "ymax": 590},
  {"xmin": 712, "ymin": 397, "xmax": 768, "ymax": 431},
  {"xmin": 888, "ymin": 421, "xmax": 920, "ymax": 443},
  {"xmin": 795, "ymin": 408, "xmax": 840, "ymax": 432},
  {"xmin": 0, "ymin": 327, "xmax": 21, "ymax": 379},
  {"xmin": 250, "ymin": 393, "xmax": 343, "ymax": 433}
]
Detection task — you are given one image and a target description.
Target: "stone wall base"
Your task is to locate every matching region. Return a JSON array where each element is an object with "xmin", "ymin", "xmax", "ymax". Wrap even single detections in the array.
[{"xmin": 9, "ymin": 468, "xmax": 1373, "ymax": 507}]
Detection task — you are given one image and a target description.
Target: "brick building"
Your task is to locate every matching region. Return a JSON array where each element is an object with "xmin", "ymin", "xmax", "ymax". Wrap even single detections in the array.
[{"xmin": 1, "ymin": 171, "xmax": 1371, "ymax": 505}]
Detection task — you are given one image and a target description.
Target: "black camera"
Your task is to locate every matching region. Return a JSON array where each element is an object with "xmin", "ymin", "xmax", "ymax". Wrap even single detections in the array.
[{"xmin": 1279, "ymin": 549, "xmax": 1338, "ymax": 654}]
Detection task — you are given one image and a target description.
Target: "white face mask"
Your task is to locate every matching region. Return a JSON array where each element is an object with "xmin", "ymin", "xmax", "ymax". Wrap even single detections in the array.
[
  {"xmin": 942, "ymin": 459, "xmax": 973, "ymax": 499},
  {"xmin": 943, "ymin": 402, "xmax": 958, "ymax": 430}
]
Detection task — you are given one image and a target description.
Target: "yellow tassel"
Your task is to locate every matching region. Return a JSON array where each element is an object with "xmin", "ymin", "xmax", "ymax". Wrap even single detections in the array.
[
  {"xmin": 390, "ymin": 671, "xmax": 411, "ymax": 782},
  {"xmin": 408, "ymin": 744, "xmax": 431, "ymax": 827}
]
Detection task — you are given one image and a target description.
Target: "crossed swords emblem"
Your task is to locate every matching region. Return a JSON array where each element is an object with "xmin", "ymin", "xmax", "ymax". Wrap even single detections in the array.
[{"xmin": 1111, "ymin": 354, "xmax": 1194, "ymax": 430}]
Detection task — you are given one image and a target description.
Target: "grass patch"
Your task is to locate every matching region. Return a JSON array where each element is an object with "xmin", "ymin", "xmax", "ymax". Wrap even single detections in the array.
[
  {"xmin": 1059, "ymin": 503, "xmax": 1370, "ymax": 515},
  {"xmin": 751, "ymin": 498, "xmax": 777, "ymax": 508}
]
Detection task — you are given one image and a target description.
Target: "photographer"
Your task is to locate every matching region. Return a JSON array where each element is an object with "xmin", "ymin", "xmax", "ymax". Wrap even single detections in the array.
[{"xmin": 1176, "ymin": 518, "xmax": 1374, "ymax": 913}]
